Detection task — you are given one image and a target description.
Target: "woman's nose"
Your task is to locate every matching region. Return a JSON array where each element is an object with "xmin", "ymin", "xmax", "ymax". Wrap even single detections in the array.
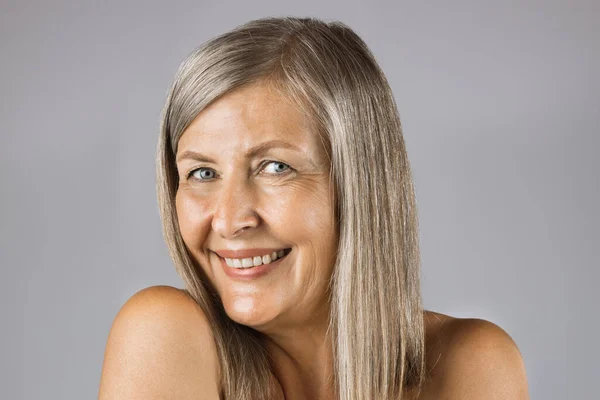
[{"xmin": 211, "ymin": 175, "xmax": 260, "ymax": 238}]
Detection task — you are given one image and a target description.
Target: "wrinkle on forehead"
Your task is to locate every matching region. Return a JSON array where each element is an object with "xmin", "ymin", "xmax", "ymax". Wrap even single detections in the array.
[{"xmin": 177, "ymin": 82, "xmax": 330, "ymax": 168}]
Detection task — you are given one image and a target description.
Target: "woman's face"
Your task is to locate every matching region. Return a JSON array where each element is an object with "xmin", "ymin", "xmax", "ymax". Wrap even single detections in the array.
[{"xmin": 175, "ymin": 82, "xmax": 337, "ymax": 331}]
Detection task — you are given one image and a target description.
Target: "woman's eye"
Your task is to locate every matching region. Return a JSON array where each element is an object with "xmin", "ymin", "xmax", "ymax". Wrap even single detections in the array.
[
  {"xmin": 262, "ymin": 161, "xmax": 290, "ymax": 174},
  {"xmin": 189, "ymin": 167, "xmax": 216, "ymax": 180}
]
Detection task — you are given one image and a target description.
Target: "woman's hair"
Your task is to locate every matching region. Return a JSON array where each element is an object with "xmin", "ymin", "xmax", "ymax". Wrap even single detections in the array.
[{"xmin": 156, "ymin": 16, "xmax": 425, "ymax": 399}]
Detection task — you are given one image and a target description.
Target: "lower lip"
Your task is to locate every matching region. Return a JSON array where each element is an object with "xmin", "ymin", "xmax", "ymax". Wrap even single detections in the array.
[{"xmin": 219, "ymin": 253, "xmax": 289, "ymax": 280}]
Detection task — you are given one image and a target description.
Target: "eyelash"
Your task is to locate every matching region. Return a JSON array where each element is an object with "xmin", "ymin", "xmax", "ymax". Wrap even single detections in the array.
[{"xmin": 186, "ymin": 160, "xmax": 293, "ymax": 181}]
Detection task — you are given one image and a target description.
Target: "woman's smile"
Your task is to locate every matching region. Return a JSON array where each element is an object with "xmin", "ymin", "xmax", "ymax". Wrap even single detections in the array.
[
  {"xmin": 213, "ymin": 248, "xmax": 293, "ymax": 280},
  {"xmin": 214, "ymin": 247, "xmax": 292, "ymax": 268}
]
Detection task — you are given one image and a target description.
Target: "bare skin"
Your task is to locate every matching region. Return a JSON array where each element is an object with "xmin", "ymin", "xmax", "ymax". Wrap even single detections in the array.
[
  {"xmin": 100, "ymin": 82, "xmax": 529, "ymax": 399},
  {"xmin": 249, "ymin": 305, "xmax": 529, "ymax": 399},
  {"xmin": 267, "ymin": 309, "xmax": 463, "ymax": 399},
  {"xmin": 264, "ymin": 309, "xmax": 454, "ymax": 400},
  {"xmin": 99, "ymin": 285, "xmax": 529, "ymax": 399},
  {"xmin": 406, "ymin": 311, "xmax": 529, "ymax": 399}
]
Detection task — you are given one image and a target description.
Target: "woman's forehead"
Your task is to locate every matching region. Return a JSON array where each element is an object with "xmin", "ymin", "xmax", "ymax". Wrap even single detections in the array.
[{"xmin": 177, "ymin": 83, "xmax": 326, "ymax": 160}]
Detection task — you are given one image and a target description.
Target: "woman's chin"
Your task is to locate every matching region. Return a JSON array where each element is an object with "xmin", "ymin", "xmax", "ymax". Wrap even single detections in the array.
[{"xmin": 224, "ymin": 297, "xmax": 278, "ymax": 329}]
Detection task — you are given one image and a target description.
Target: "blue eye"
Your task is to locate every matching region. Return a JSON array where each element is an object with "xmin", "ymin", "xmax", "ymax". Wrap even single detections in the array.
[
  {"xmin": 189, "ymin": 167, "xmax": 216, "ymax": 180},
  {"xmin": 262, "ymin": 161, "xmax": 290, "ymax": 174}
]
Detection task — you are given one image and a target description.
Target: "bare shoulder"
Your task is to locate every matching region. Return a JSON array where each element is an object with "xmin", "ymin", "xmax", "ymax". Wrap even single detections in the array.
[
  {"xmin": 419, "ymin": 311, "xmax": 529, "ymax": 399},
  {"xmin": 98, "ymin": 285, "xmax": 220, "ymax": 399}
]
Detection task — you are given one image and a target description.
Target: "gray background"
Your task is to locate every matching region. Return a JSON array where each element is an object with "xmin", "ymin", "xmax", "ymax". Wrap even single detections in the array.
[{"xmin": 1, "ymin": 1, "xmax": 598, "ymax": 399}]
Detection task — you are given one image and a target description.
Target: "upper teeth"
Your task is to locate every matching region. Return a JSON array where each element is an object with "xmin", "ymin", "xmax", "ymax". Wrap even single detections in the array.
[{"xmin": 225, "ymin": 250, "xmax": 286, "ymax": 269}]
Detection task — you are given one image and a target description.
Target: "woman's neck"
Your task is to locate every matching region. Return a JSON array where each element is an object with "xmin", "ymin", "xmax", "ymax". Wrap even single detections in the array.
[{"xmin": 261, "ymin": 310, "xmax": 336, "ymax": 399}]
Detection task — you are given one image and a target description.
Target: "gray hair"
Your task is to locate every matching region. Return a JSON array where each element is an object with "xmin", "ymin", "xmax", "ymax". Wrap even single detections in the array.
[{"xmin": 156, "ymin": 16, "xmax": 425, "ymax": 399}]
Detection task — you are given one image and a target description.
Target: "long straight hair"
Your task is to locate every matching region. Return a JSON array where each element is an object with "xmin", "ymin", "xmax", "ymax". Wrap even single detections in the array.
[{"xmin": 156, "ymin": 16, "xmax": 426, "ymax": 399}]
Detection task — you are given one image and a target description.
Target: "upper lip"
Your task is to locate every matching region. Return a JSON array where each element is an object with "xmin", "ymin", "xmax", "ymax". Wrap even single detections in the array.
[{"xmin": 213, "ymin": 248, "xmax": 289, "ymax": 259}]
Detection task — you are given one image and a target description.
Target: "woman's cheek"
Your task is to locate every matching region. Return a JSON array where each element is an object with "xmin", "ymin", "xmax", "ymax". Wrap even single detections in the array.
[
  {"xmin": 269, "ymin": 183, "xmax": 332, "ymax": 232},
  {"xmin": 175, "ymin": 189, "xmax": 212, "ymax": 248}
]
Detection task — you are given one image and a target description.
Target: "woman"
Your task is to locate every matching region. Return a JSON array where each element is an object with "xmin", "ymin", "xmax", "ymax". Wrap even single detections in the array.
[{"xmin": 99, "ymin": 17, "xmax": 529, "ymax": 399}]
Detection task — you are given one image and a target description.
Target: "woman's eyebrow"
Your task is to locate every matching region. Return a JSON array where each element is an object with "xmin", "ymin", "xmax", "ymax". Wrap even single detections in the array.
[
  {"xmin": 176, "ymin": 151, "xmax": 216, "ymax": 164},
  {"xmin": 246, "ymin": 139, "xmax": 302, "ymax": 158},
  {"xmin": 176, "ymin": 139, "xmax": 304, "ymax": 164}
]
